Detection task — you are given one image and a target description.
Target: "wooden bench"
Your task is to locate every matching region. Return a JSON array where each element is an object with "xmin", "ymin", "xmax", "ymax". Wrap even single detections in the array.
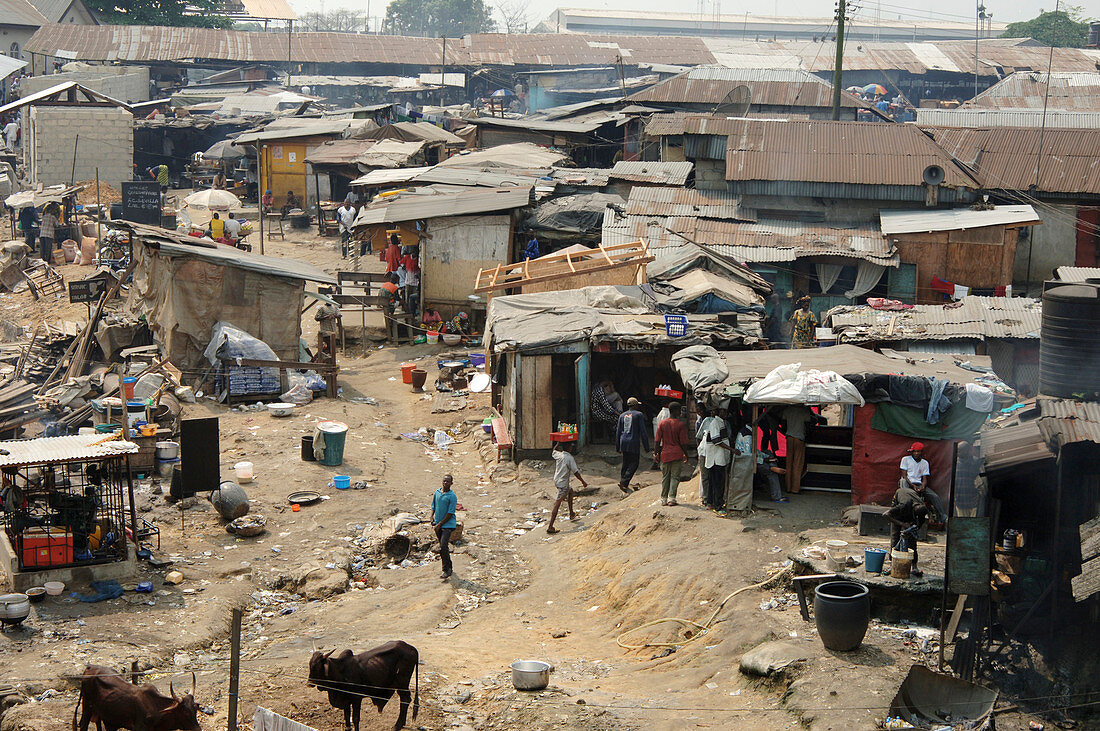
[{"xmin": 491, "ymin": 416, "xmax": 513, "ymax": 462}]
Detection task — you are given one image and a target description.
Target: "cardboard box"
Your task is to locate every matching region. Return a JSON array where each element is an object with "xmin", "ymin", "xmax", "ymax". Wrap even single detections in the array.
[{"xmin": 20, "ymin": 528, "xmax": 74, "ymax": 568}]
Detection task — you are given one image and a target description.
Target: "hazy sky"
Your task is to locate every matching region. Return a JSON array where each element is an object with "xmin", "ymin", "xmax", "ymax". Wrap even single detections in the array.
[{"xmin": 285, "ymin": 0, "xmax": 1066, "ymax": 31}]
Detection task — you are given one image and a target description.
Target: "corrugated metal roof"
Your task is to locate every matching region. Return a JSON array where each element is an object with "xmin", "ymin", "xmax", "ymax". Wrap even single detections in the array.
[
  {"xmin": 968, "ymin": 72, "xmax": 1100, "ymax": 111},
  {"xmin": 1037, "ymin": 397, "xmax": 1100, "ymax": 447},
  {"xmin": 353, "ymin": 186, "xmax": 532, "ymax": 226},
  {"xmin": 724, "ymin": 119, "xmax": 979, "ymax": 189},
  {"xmin": 28, "ymin": 0, "xmax": 82, "ymax": 23},
  {"xmin": 924, "ymin": 125, "xmax": 1100, "ymax": 195},
  {"xmin": 233, "ymin": 118, "xmax": 368, "ymax": 144},
  {"xmin": 622, "ymin": 186, "xmax": 750, "ymax": 219},
  {"xmin": 701, "ymin": 37, "xmax": 1100, "ymax": 77},
  {"xmin": 688, "ymin": 344, "xmax": 997, "ymax": 388},
  {"xmin": 436, "ymin": 143, "xmax": 570, "ymax": 169},
  {"xmin": 24, "ymin": 25, "xmax": 717, "ymax": 67},
  {"xmin": 119, "ymin": 221, "xmax": 336, "ymax": 283},
  {"xmin": 0, "ymin": 434, "xmax": 138, "ymax": 468},
  {"xmin": 0, "ymin": 55, "xmax": 28, "ymax": 82},
  {"xmin": 982, "ymin": 396, "xmax": 1100, "ymax": 470},
  {"xmin": 880, "ymin": 205, "xmax": 1041, "ymax": 235},
  {"xmin": 237, "ymin": 0, "xmax": 297, "ymax": 21},
  {"xmin": 608, "ymin": 160, "xmax": 693, "ymax": 185},
  {"xmin": 468, "ymin": 115, "xmax": 610, "ymax": 134},
  {"xmin": 627, "ymin": 65, "xmax": 867, "ymax": 109},
  {"xmin": 827, "ymin": 296, "xmax": 1041, "ymax": 342},
  {"xmin": 1056, "ymin": 266, "xmax": 1100, "ymax": 282},
  {"xmin": 349, "ymin": 166, "xmax": 432, "ymax": 187},
  {"xmin": 1, "ymin": 0, "xmax": 49, "ymax": 27},
  {"xmin": 603, "ymin": 211, "xmax": 894, "ymax": 264},
  {"xmin": 363, "ymin": 121, "xmax": 463, "ymax": 144},
  {"xmin": 915, "ymin": 107, "xmax": 1100, "ymax": 129}
]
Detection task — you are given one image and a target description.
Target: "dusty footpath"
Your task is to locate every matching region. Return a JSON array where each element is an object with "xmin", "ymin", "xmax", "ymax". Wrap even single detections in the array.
[{"xmin": 0, "ymin": 225, "xmax": 1039, "ymax": 731}]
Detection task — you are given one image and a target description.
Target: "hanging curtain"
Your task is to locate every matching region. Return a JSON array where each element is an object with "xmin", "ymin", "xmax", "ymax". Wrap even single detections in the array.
[
  {"xmin": 815, "ymin": 262, "xmax": 844, "ymax": 293},
  {"xmin": 844, "ymin": 261, "xmax": 888, "ymax": 299}
]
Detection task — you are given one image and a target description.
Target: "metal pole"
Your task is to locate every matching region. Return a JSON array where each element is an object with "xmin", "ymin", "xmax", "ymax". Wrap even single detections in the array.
[
  {"xmin": 974, "ymin": 0, "xmax": 979, "ymax": 101},
  {"xmin": 831, "ymin": 0, "xmax": 846, "ymax": 121},
  {"xmin": 1027, "ymin": 0, "xmax": 1058, "ymax": 290},
  {"xmin": 440, "ymin": 36, "xmax": 447, "ymax": 108},
  {"xmin": 70, "ymin": 133, "xmax": 79, "ymax": 185},
  {"xmin": 258, "ymin": 145, "xmax": 266, "ymax": 256},
  {"xmin": 228, "ymin": 607, "xmax": 242, "ymax": 731},
  {"xmin": 95, "ymin": 167, "xmax": 101, "ymax": 248},
  {"xmin": 287, "ymin": 20, "xmax": 293, "ymax": 90}
]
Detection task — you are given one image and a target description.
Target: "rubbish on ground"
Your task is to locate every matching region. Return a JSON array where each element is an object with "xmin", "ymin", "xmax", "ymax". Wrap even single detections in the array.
[
  {"xmin": 227, "ymin": 514, "xmax": 267, "ymax": 537},
  {"xmin": 76, "ymin": 580, "xmax": 125, "ymax": 603},
  {"xmin": 165, "ymin": 571, "xmax": 185, "ymax": 585}
]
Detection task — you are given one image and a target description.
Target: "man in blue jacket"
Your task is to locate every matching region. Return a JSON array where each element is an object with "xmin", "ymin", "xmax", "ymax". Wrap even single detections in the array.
[
  {"xmin": 430, "ymin": 474, "xmax": 458, "ymax": 580},
  {"xmin": 615, "ymin": 397, "xmax": 650, "ymax": 494}
]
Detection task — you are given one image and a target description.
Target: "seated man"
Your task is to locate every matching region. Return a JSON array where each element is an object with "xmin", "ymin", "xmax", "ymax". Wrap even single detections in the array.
[
  {"xmin": 899, "ymin": 442, "xmax": 947, "ymax": 525},
  {"xmin": 281, "ymin": 190, "xmax": 302, "ymax": 216},
  {"xmin": 756, "ymin": 449, "xmax": 788, "ymax": 503}
]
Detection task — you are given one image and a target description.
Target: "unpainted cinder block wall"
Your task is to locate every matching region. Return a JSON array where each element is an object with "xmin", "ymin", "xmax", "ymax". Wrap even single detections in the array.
[{"xmin": 29, "ymin": 105, "xmax": 134, "ymax": 189}]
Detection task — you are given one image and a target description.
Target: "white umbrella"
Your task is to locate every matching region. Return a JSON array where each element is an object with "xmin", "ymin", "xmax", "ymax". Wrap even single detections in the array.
[
  {"xmin": 202, "ymin": 140, "xmax": 245, "ymax": 160},
  {"xmin": 182, "ymin": 189, "xmax": 242, "ymax": 211}
]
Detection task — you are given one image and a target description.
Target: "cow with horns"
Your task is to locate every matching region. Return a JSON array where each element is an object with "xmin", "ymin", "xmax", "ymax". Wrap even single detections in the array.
[
  {"xmin": 307, "ymin": 641, "xmax": 419, "ymax": 731},
  {"xmin": 72, "ymin": 665, "xmax": 202, "ymax": 731}
]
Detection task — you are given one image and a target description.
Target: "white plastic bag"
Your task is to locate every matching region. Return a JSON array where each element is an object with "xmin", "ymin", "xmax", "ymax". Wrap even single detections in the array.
[
  {"xmin": 433, "ymin": 430, "xmax": 454, "ymax": 449},
  {"xmin": 745, "ymin": 363, "xmax": 864, "ymax": 405},
  {"xmin": 280, "ymin": 383, "xmax": 313, "ymax": 406}
]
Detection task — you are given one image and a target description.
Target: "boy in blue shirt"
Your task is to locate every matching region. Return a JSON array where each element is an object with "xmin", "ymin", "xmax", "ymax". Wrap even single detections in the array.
[{"xmin": 430, "ymin": 474, "xmax": 458, "ymax": 579}]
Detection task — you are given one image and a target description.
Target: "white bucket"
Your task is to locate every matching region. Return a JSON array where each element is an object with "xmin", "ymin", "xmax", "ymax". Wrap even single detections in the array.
[
  {"xmin": 890, "ymin": 549, "xmax": 914, "ymax": 579},
  {"xmin": 825, "ymin": 540, "xmax": 849, "ymax": 571},
  {"xmin": 234, "ymin": 461, "xmax": 254, "ymax": 483}
]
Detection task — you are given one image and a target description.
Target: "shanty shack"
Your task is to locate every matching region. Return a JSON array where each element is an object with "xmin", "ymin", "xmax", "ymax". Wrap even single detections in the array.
[
  {"xmin": 486, "ymin": 285, "xmax": 761, "ymax": 457},
  {"xmin": 673, "ymin": 344, "xmax": 1012, "ymax": 506},
  {"xmin": 119, "ymin": 222, "xmax": 335, "ymax": 371},
  {"xmin": 352, "ymin": 185, "xmax": 533, "ymax": 314}
]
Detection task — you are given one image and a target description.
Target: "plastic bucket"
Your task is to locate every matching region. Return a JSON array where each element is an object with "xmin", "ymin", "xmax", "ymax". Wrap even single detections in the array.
[
  {"xmin": 234, "ymin": 461, "xmax": 254, "ymax": 483},
  {"xmin": 864, "ymin": 547, "xmax": 887, "ymax": 574},
  {"xmin": 825, "ymin": 539, "xmax": 849, "ymax": 571},
  {"xmin": 334, "ymin": 475, "xmax": 351, "ymax": 490},
  {"xmin": 156, "ymin": 457, "xmax": 180, "ymax": 478},
  {"xmin": 317, "ymin": 421, "xmax": 348, "ymax": 466},
  {"xmin": 122, "ymin": 376, "xmax": 137, "ymax": 399},
  {"xmin": 126, "ymin": 401, "xmax": 146, "ymax": 430},
  {"xmin": 426, "ymin": 330, "xmax": 440, "ymax": 344},
  {"xmin": 401, "ymin": 362, "xmax": 416, "ymax": 384},
  {"xmin": 890, "ymin": 549, "xmax": 914, "ymax": 579},
  {"xmin": 301, "ymin": 435, "xmax": 315, "ymax": 461},
  {"xmin": 469, "ymin": 352, "xmax": 486, "ymax": 368}
]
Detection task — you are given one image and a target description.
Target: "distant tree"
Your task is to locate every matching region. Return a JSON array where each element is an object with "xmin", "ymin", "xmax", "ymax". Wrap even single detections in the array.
[
  {"xmin": 496, "ymin": 0, "xmax": 530, "ymax": 33},
  {"xmin": 86, "ymin": 0, "xmax": 233, "ymax": 27},
  {"xmin": 383, "ymin": 0, "xmax": 496, "ymax": 36},
  {"xmin": 1002, "ymin": 7, "xmax": 1090, "ymax": 47},
  {"xmin": 298, "ymin": 8, "xmax": 370, "ymax": 32}
]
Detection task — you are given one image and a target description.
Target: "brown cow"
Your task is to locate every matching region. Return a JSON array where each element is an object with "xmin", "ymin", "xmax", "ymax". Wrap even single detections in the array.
[
  {"xmin": 307, "ymin": 641, "xmax": 419, "ymax": 731},
  {"xmin": 72, "ymin": 665, "xmax": 201, "ymax": 731}
]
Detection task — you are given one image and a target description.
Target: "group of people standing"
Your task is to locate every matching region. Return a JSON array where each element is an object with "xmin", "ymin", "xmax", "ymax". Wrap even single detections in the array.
[{"xmin": 16, "ymin": 201, "xmax": 63, "ymax": 262}]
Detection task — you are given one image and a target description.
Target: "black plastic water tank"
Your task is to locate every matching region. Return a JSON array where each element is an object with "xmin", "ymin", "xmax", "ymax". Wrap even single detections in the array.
[{"xmin": 1040, "ymin": 283, "xmax": 1100, "ymax": 398}]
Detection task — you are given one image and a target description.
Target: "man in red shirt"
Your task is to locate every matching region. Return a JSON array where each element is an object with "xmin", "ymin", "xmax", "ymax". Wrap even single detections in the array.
[
  {"xmin": 384, "ymin": 233, "xmax": 401, "ymax": 273},
  {"xmin": 654, "ymin": 402, "xmax": 691, "ymax": 506}
]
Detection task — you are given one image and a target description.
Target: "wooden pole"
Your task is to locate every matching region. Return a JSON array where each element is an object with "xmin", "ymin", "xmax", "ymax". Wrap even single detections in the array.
[
  {"xmin": 71, "ymin": 134, "xmax": 79, "ymax": 185},
  {"xmin": 228, "ymin": 607, "xmax": 242, "ymax": 731},
  {"xmin": 257, "ymin": 144, "xmax": 265, "ymax": 256},
  {"xmin": 831, "ymin": 0, "xmax": 846, "ymax": 121},
  {"xmin": 95, "ymin": 167, "xmax": 102, "ymax": 249}
]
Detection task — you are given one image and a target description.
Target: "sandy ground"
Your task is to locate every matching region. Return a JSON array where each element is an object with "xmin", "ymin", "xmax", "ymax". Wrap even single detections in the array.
[{"xmin": 0, "ymin": 220, "xmax": 1047, "ymax": 731}]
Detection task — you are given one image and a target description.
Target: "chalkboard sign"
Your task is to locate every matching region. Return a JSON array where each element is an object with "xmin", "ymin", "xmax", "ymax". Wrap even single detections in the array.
[
  {"xmin": 69, "ymin": 278, "xmax": 108, "ymax": 303},
  {"xmin": 121, "ymin": 181, "xmax": 161, "ymax": 225},
  {"xmin": 947, "ymin": 517, "xmax": 991, "ymax": 596}
]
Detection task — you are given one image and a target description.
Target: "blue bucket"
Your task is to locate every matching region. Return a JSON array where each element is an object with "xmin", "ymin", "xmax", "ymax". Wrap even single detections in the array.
[
  {"xmin": 334, "ymin": 475, "xmax": 351, "ymax": 490},
  {"xmin": 865, "ymin": 547, "xmax": 887, "ymax": 574}
]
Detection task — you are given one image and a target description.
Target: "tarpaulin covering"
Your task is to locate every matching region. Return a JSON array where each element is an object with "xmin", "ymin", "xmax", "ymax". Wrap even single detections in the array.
[
  {"xmin": 669, "ymin": 345, "xmax": 729, "ymax": 392},
  {"xmin": 651, "ymin": 269, "xmax": 764, "ymax": 312},
  {"xmin": 851, "ymin": 404, "xmax": 955, "ymax": 506},
  {"xmin": 870, "ymin": 401, "xmax": 988, "ymax": 441},
  {"xmin": 127, "ymin": 243, "xmax": 304, "ymax": 370},
  {"xmin": 486, "ymin": 286, "xmax": 758, "ymax": 352},
  {"xmin": 526, "ymin": 193, "xmax": 624, "ymax": 236}
]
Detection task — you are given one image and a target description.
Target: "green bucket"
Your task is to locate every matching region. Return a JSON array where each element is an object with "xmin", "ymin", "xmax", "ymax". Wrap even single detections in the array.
[{"xmin": 317, "ymin": 421, "xmax": 348, "ymax": 466}]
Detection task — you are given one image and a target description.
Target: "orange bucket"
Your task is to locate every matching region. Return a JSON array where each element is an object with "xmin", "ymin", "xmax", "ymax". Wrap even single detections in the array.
[{"xmin": 401, "ymin": 362, "xmax": 416, "ymax": 384}]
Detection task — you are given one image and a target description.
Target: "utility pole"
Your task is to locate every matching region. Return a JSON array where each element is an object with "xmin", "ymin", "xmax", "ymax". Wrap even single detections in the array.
[
  {"xmin": 974, "ymin": 0, "xmax": 979, "ymax": 101},
  {"xmin": 286, "ymin": 20, "xmax": 293, "ymax": 90},
  {"xmin": 831, "ymin": 0, "xmax": 846, "ymax": 121},
  {"xmin": 228, "ymin": 608, "xmax": 242, "ymax": 731},
  {"xmin": 440, "ymin": 36, "xmax": 447, "ymax": 108}
]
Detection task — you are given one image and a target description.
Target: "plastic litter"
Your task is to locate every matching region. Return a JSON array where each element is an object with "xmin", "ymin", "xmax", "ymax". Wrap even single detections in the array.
[{"xmin": 434, "ymin": 430, "xmax": 455, "ymax": 449}]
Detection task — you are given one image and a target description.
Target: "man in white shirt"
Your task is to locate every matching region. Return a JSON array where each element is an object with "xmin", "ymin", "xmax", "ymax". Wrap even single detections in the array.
[
  {"xmin": 2, "ymin": 119, "xmax": 18, "ymax": 151},
  {"xmin": 696, "ymin": 406, "xmax": 731, "ymax": 510},
  {"xmin": 223, "ymin": 212, "xmax": 242, "ymax": 240},
  {"xmin": 336, "ymin": 201, "xmax": 356, "ymax": 258},
  {"xmin": 899, "ymin": 442, "xmax": 946, "ymax": 524}
]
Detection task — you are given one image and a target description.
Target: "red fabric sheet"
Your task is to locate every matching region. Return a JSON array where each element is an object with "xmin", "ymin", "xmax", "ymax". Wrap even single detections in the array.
[{"xmin": 850, "ymin": 404, "xmax": 956, "ymax": 506}]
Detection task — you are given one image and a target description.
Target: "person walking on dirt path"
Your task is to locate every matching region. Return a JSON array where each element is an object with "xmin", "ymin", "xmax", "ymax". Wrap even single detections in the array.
[
  {"xmin": 615, "ymin": 397, "xmax": 650, "ymax": 494},
  {"xmin": 655, "ymin": 402, "xmax": 691, "ymax": 506},
  {"xmin": 697, "ymin": 405, "xmax": 732, "ymax": 510},
  {"xmin": 547, "ymin": 441, "xmax": 587, "ymax": 534},
  {"xmin": 430, "ymin": 474, "xmax": 458, "ymax": 579}
]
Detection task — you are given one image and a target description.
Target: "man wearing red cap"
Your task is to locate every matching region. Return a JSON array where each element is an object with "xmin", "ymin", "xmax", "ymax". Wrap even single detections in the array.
[{"xmin": 898, "ymin": 442, "xmax": 946, "ymax": 525}]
